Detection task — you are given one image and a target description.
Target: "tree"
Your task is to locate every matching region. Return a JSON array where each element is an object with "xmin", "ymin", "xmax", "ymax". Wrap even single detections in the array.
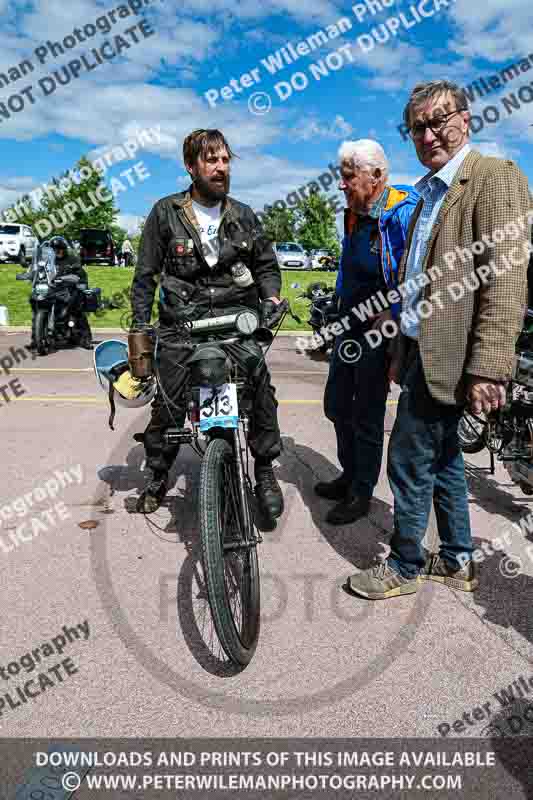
[
  {"xmin": 2, "ymin": 193, "xmax": 42, "ymax": 229},
  {"xmin": 259, "ymin": 205, "xmax": 297, "ymax": 244},
  {"xmin": 294, "ymin": 191, "xmax": 340, "ymax": 257},
  {"xmin": 34, "ymin": 156, "xmax": 119, "ymax": 242},
  {"xmin": 130, "ymin": 217, "xmax": 145, "ymax": 254}
]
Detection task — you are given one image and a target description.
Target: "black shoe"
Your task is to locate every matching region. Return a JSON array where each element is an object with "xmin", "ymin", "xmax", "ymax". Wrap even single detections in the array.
[
  {"xmin": 314, "ymin": 475, "xmax": 351, "ymax": 501},
  {"xmin": 326, "ymin": 494, "xmax": 371, "ymax": 525},
  {"xmin": 255, "ymin": 462, "xmax": 284, "ymax": 519},
  {"xmin": 136, "ymin": 473, "xmax": 168, "ymax": 514}
]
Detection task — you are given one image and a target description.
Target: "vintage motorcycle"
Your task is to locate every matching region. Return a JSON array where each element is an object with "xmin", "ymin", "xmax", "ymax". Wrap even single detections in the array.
[
  {"xmin": 17, "ymin": 244, "xmax": 101, "ymax": 355},
  {"xmin": 458, "ymin": 310, "xmax": 533, "ymax": 494},
  {"xmin": 156, "ymin": 299, "xmax": 298, "ymax": 666}
]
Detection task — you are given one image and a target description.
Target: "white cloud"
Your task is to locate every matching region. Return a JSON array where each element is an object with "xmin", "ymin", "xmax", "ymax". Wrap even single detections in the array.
[
  {"xmin": 117, "ymin": 213, "xmax": 144, "ymax": 234},
  {"xmin": 290, "ymin": 114, "xmax": 354, "ymax": 141},
  {"xmin": 0, "ymin": 176, "xmax": 37, "ymax": 210},
  {"xmin": 450, "ymin": 0, "xmax": 533, "ymax": 62}
]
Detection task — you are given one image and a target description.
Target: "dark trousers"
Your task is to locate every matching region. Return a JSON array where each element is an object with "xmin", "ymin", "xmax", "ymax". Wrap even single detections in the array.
[
  {"xmin": 387, "ymin": 348, "xmax": 473, "ymax": 578},
  {"xmin": 143, "ymin": 326, "xmax": 282, "ymax": 475},
  {"xmin": 324, "ymin": 328, "xmax": 389, "ymax": 498}
]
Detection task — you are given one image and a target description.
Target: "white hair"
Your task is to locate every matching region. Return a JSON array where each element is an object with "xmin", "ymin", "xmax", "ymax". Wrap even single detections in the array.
[{"xmin": 338, "ymin": 139, "xmax": 389, "ymax": 179}]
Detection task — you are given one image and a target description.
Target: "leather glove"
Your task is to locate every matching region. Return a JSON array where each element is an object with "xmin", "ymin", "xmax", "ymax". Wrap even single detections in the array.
[{"xmin": 260, "ymin": 298, "xmax": 288, "ymax": 330}]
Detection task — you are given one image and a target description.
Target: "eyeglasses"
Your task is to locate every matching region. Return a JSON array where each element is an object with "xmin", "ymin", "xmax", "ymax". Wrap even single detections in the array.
[{"xmin": 409, "ymin": 108, "xmax": 467, "ymax": 140}]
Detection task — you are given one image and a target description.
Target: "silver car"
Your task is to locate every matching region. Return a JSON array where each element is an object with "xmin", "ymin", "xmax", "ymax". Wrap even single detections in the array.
[{"xmin": 274, "ymin": 242, "xmax": 310, "ymax": 270}]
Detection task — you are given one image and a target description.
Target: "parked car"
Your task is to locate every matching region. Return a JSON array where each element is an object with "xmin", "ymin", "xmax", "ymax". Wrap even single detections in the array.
[
  {"xmin": 79, "ymin": 228, "xmax": 116, "ymax": 266},
  {"xmin": 0, "ymin": 223, "xmax": 38, "ymax": 266},
  {"xmin": 310, "ymin": 249, "xmax": 337, "ymax": 270},
  {"xmin": 274, "ymin": 242, "xmax": 310, "ymax": 270}
]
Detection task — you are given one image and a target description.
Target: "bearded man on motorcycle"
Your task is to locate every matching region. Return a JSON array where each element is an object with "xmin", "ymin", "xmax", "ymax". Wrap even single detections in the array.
[
  {"xmin": 29, "ymin": 235, "xmax": 93, "ymax": 351},
  {"xmin": 130, "ymin": 128, "xmax": 285, "ymax": 517}
]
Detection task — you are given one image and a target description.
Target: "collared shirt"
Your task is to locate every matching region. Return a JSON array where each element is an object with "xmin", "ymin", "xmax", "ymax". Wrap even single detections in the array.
[
  {"xmin": 339, "ymin": 187, "xmax": 390, "ymax": 307},
  {"xmin": 400, "ymin": 143, "xmax": 472, "ymax": 339}
]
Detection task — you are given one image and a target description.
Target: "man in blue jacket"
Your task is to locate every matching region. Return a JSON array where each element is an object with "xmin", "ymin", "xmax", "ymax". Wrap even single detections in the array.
[{"xmin": 316, "ymin": 139, "xmax": 419, "ymax": 524}]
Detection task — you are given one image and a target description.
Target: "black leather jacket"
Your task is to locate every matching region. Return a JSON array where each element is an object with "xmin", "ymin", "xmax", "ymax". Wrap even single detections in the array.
[
  {"xmin": 131, "ymin": 187, "xmax": 281, "ymax": 326},
  {"xmin": 56, "ymin": 252, "xmax": 88, "ymax": 285}
]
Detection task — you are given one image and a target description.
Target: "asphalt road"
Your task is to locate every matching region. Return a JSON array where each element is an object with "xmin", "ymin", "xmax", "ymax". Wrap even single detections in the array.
[{"xmin": 1, "ymin": 330, "xmax": 533, "ymax": 740}]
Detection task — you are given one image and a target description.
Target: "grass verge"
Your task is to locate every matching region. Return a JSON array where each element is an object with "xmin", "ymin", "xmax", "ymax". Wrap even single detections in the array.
[{"xmin": 0, "ymin": 264, "xmax": 337, "ymax": 331}]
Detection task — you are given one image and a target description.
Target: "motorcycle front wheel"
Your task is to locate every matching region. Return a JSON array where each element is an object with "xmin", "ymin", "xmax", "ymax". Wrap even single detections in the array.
[
  {"xmin": 34, "ymin": 309, "xmax": 49, "ymax": 356},
  {"xmin": 199, "ymin": 436, "xmax": 260, "ymax": 666}
]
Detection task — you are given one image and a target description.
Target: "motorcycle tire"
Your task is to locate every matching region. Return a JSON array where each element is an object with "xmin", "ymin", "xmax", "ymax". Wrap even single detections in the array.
[
  {"xmin": 457, "ymin": 409, "xmax": 487, "ymax": 454},
  {"xmin": 199, "ymin": 437, "xmax": 260, "ymax": 666},
  {"xmin": 35, "ymin": 309, "xmax": 49, "ymax": 356}
]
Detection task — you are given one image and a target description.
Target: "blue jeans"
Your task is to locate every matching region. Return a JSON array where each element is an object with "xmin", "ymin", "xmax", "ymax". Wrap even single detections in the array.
[
  {"xmin": 324, "ymin": 328, "xmax": 389, "ymax": 498},
  {"xmin": 387, "ymin": 349, "xmax": 473, "ymax": 578}
]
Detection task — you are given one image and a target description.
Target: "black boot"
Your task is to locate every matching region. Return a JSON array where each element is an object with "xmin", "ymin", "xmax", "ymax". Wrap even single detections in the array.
[
  {"xmin": 254, "ymin": 460, "xmax": 284, "ymax": 519},
  {"xmin": 136, "ymin": 471, "xmax": 168, "ymax": 514},
  {"xmin": 314, "ymin": 474, "xmax": 351, "ymax": 501},
  {"xmin": 326, "ymin": 493, "xmax": 371, "ymax": 525}
]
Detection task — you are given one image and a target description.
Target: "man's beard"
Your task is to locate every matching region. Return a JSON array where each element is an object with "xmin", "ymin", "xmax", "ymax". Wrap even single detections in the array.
[{"xmin": 194, "ymin": 173, "xmax": 230, "ymax": 203}]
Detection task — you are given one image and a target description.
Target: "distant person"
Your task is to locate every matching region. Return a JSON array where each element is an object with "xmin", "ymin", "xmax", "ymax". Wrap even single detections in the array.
[{"xmin": 121, "ymin": 238, "xmax": 134, "ymax": 267}]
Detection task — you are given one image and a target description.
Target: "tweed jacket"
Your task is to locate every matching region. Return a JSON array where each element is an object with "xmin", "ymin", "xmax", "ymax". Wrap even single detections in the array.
[{"xmin": 395, "ymin": 149, "xmax": 531, "ymax": 405}]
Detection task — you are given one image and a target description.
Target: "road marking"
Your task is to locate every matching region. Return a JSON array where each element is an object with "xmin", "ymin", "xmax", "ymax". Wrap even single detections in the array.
[
  {"xmin": 11, "ymin": 368, "xmax": 324, "ymax": 375},
  {"xmin": 11, "ymin": 367, "xmax": 93, "ymax": 373},
  {"xmin": 15, "ymin": 395, "xmax": 105, "ymax": 403},
  {"xmin": 14, "ymin": 396, "xmax": 399, "ymax": 406}
]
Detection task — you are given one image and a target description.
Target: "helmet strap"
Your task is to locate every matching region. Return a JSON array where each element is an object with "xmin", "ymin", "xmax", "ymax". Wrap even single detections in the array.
[{"xmin": 108, "ymin": 381, "xmax": 116, "ymax": 430}]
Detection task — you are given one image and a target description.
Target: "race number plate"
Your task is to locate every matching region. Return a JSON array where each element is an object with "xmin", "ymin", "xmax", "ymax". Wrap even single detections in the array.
[{"xmin": 199, "ymin": 383, "xmax": 239, "ymax": 431}]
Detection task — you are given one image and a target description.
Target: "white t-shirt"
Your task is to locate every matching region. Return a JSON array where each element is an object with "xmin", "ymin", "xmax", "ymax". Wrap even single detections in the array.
[{"xmin": 192, "ymin": 200, "xmax": 222, "ymax": 268}]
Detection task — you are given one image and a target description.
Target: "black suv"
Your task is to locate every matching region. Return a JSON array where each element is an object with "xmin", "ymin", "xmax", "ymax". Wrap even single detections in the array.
[{"xmin": 79, "ymin": 229, "xmax": 116, "ymax": 266}]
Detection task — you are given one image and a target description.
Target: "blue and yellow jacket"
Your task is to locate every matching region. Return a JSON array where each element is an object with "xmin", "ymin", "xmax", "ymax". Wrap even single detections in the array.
[{"xmin": 336, "ymin": 184, "xmax": 420, "ymax": 318}]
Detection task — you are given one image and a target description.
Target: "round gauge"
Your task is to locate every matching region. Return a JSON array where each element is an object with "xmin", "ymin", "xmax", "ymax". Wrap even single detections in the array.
[{"xmin": 236, "ymin": 310, "xmax": 259, "ymax": 334}]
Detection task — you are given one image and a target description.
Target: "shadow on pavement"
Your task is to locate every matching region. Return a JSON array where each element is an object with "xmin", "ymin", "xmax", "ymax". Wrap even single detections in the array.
[
  {"xmin": 466, "ymin": 546, "xmax": 533, "ymax": 653},
  {"xmin": 277, "ymin": 435, "xmax": 393, "ymax": 570},
  {"xmin": 464, "ymin": 459, "xmax": 533, "ymax": 522},
  {"xmin": 98, "ymin": 438, "xmax": 253, "ymax": 676},
  {"xmin": 488, "ymin": 699, "xmax": 533, "ymax": 798}
]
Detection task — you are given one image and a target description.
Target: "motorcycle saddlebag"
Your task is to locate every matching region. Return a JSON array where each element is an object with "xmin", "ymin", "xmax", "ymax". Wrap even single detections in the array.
[{"xmin": 82, "ymin": 288, "xmax": 102, "ymax": 312}]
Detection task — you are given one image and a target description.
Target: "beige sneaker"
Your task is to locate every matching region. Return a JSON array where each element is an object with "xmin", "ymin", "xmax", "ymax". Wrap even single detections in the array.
[
  {"xmin": 346, "ymin": 562, "xmax": 420, "ymax": 600},
  {"xmin": 419, "ymin": 553, "xmax": 478, "ymax": 592}
]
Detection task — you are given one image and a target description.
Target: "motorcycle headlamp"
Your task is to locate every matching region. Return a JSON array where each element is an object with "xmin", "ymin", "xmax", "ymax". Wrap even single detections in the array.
[
  {"xmin": 188, "ymin": 345, "xmax": 230, "ymax": 388},
  {"xmin": 235, "ymin": 310, "xmax": 259, "ymax": 335}
]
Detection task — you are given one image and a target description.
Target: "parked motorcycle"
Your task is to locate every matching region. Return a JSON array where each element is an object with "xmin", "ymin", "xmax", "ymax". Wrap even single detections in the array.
[
  {"xmin": 296, "ymin": 281, "xmax": 339, "ymax": 354},
  {"xmin": 458, "ymin": 309, "xmax": 533, "ymax": 494},
  {"xmin": 16, "ymin": 244, "xmax": 101, "ymax": 356},
  {"xmin": 316, "ymin": 254, "xmax": 338, "ymax": 272}
]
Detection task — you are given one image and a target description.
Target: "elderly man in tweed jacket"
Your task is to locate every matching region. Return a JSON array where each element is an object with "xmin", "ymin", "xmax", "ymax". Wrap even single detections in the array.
[{"xmin": 348, "ymin": 79, "xmax": 531, "ymax": 600}]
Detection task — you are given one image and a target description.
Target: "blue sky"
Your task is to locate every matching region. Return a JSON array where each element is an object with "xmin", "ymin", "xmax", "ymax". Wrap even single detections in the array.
[{"xmin": 0, "ymin": 0, "xmax": 532, "ymax": 233}]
